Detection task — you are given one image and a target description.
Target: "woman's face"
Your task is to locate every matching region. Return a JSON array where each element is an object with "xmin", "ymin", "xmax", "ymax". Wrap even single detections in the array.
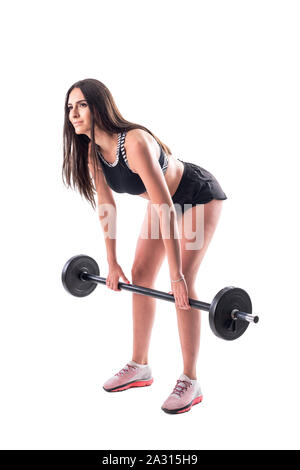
[{"xmin": 68, "ymin": 87, "xmax": 92, "ymax": 135}]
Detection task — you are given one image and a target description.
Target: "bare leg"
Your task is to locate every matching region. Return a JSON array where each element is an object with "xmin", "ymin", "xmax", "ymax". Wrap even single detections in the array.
[
  {"xmin": 175, "ymin": 200, "xmax": 224, "ymax": 379},
  {"xmin": 131, "ymin": 289, "xmax": 158, "ymax": 365},
  {"xmin": 131, "ymin": 202, "xmax": 165, "ymax": 364},
  {"xmin": 175, "ymin": 288, "xmax": 201, "ymax": 379}
]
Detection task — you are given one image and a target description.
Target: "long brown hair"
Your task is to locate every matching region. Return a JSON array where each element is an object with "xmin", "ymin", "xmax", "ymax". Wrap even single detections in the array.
[{"xmin": 62, "ymin": 78, "xmax": 172, "ymax": 209}]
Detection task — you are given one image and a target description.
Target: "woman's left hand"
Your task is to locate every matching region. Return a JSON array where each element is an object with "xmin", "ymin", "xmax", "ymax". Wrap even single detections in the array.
[{"xmin": 168, "ymin": 276, "xmax": 191, "ymax": 310}]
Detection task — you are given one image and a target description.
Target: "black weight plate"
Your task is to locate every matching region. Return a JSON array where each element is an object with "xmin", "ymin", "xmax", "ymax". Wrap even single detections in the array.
[
  {"xmin": 62, "ymin": 254, "xmax": 100, "ymax": 297},
  {"xmin": 209, "ymin": 286, "xmax": 252, "ymax": 341}
]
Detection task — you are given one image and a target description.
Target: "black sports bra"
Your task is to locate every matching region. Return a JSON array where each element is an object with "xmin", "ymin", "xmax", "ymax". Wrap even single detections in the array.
[{"xmin": 97, "ymin": 131, "xmax": 169, "ymax": 195}]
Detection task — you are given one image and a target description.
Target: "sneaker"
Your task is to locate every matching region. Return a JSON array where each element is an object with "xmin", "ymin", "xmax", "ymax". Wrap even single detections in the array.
[
  {"xmin": 103, "ymin": 360, "xmax": 153, "ymax": 392},
  {"xmin": 161, "ymin": 374, "xmax": 203, "ymax": 414}
]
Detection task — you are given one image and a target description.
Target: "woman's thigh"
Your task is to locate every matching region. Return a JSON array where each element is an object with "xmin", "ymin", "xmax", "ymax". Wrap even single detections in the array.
[
  {"xmin": 131, "ymin": 202, "xmax": 166, "ymax": 282},
  {"xmin": 131, "ymin": 199, "xmax": 223, "ymax": 285},
  {"xmin": 178, "ymin": 199, "xmax": 224, "ymax": 286}
]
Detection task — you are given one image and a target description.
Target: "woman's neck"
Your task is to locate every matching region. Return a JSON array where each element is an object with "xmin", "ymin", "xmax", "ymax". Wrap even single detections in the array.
[{"xmin": 89, "ymin": 127, "xmax": 118, "ymax": 154}]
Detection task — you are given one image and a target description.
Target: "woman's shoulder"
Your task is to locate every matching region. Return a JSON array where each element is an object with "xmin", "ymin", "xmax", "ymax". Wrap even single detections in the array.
[
  {"xmin": 125, "ymin": 128, "xmax": 155, "ymax": 150},
  {"xmin": 123, "ymin": 128, "xmax": 161, "ymax": 172}
]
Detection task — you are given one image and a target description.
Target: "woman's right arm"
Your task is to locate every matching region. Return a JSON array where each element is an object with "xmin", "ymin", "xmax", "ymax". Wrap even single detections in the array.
[
  {"xmin": 88, "ymin": 147, "xmax": 130, "ymax": 290},
  {"xmin": 88, "ymin": 151, "xmax": 117, "ymax": 264}
]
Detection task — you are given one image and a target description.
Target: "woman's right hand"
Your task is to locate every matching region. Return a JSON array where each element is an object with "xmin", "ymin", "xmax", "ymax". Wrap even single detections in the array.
[{"xmin": 106, "ymin": 261, "xmax": 131, "ymax": 291}]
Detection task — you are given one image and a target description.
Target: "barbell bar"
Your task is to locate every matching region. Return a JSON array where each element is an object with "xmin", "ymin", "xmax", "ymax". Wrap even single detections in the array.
[
  {"xmin": 62, "ymin": 254, "xmax": 259, "ymax": 341},
  {"xmin": 79, "ymin": 271, "xmax": 258, "ymax": 324}
]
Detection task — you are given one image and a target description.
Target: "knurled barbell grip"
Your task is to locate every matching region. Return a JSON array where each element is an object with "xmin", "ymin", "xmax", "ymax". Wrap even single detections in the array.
[
  {"xmin": 80, "ymin": 272, "xmax": 259, "ymax": 323},
  {"xmin": 80, "ymin": 271, "xmax": 211, "ymax": 310}
]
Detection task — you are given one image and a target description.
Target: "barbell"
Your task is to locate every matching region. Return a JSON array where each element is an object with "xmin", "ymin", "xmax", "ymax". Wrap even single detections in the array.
[{"xmin": 61, "ymin": 254, "xmax": 259, "ymax": 341}]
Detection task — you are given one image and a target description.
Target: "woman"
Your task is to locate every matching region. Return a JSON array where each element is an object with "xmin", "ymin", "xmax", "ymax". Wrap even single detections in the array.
[{"xmin": 62, "ymin": 78, "xmax": 227, "ymax": 414}]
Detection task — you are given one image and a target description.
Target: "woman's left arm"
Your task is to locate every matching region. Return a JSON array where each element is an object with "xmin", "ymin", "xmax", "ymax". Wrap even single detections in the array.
[{"xmin": 128, "ymin": 137, "xmax": 191, "ymax": 310}]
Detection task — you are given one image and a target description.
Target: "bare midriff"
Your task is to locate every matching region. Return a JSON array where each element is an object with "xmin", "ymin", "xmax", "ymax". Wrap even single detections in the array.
[{"xmin": 138, "ymin": 154, "xmax": 184, "ymax": 200}]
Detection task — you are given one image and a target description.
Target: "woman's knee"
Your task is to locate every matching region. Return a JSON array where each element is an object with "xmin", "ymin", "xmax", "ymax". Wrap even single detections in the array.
[{"xmin": 131, "ymin": 264, "xmax": 159, "ymax": 286}]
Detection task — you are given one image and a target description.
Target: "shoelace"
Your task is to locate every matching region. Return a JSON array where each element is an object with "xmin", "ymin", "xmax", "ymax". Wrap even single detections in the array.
[
  {"xmin": 172, "ymin": 380, "xmax": 192, "ymax": 397},
  {"xmin": 115, "ymin": 364, "xmax": 138, "ymax": 376}
]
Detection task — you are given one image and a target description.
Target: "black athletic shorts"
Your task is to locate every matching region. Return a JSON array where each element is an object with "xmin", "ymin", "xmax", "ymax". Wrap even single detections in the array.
[{"xmin": 171, "ymin": 160, "xmax": 227, "ymax": 214}]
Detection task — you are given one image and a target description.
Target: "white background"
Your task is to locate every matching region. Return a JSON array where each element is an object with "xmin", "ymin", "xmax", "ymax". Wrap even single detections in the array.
[{"xmin": 0, "ymin": 0, "xmax": 299, "ymax": 450}]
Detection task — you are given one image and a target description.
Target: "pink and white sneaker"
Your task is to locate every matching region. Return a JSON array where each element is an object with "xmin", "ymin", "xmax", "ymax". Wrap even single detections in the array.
[
  {"xmin": 103, "ymin": 361, "xmax": 153, "ymax": 392},
  {"xmin": 161, "ymin": 374, "xmax": 203, "ymax": 414}
]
